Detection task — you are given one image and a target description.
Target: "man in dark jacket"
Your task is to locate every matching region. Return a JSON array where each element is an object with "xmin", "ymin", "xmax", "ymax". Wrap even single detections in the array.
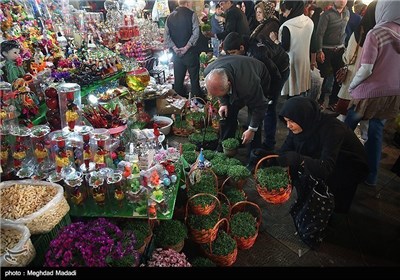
[
  {"xmin": 222, "ymin": 32, "xmax": 288, "ymax": 152},
  {"xmin": 164, "ymin": 0, "xmax": 203, "ymax": 98},
  {"xmin": 278, "ymin": 97, "xmax": 369, "ymax": 213},
  {"xmin": 215, "ymin": 0, "xmax": 250, "ymax": 41},
  {"xmin": 204, "ymin": 55, "xmax": 270, "ymax": 153}
]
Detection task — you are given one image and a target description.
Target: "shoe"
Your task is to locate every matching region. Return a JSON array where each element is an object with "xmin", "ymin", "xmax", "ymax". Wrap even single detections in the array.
[
  {"xmin": 327, "ymin": 104, "xmax": 336, "ymax": 112},
  {"xmin": 363, "ymin": 180, "xmax": 377, "ymax": 187}
]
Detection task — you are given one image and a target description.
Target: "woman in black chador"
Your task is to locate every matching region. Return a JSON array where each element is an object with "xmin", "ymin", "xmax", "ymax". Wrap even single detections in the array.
[{"xmin": 278, "ymin": 97, "xmax": 369, "ymax": 213}]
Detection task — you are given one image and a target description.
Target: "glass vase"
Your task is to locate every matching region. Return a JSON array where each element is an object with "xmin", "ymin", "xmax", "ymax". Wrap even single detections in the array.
[{"xmin": 58, "ymin": 83, "xmax": 81, "ymax": 132}]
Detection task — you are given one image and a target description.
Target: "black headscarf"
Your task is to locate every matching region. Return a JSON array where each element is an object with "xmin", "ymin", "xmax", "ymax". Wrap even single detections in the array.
[
  {"xmin": 279, "ymin": 97, "xmax": 322, "ymax": 141},
  {"xmin": 281, "ymin": 0, "xmax": 305, "ymax": 21},
  {"xmin": 354, "ymin": 0, "xmax": 377, "ymax": 47}
]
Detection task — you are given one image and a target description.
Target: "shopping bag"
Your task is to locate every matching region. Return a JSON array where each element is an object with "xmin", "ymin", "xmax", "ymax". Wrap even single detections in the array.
[{"xmin": 290, "ymin": 170, "xmax": 335, "ymax": 249}]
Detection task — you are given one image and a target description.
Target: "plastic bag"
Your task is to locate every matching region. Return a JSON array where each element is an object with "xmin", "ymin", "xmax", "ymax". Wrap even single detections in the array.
[
  {"xmin": 309, "ymin": 68, "xmax": 324, "ymax": 101},
  {"xmin": 1, "ymin": 220, "xmax": 35, "ymax": 267},
  {"xmin": 0, "ymin": 180, "xmax": 70, "ymax": 234}
]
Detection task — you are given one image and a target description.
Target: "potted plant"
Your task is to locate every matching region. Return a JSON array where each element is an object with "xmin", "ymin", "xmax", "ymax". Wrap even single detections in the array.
[
  {"xmin": 187, "ymin": 190, "xmax": 218, "ymax": 216},
  {"xmin": 45, "ymin": 218, "xmax": 140, "ymax": 267},
  {"xmin": 202, "ymin": 149, "xmax": 215, "ymax": 160},
  {"xmin": 211, "ymin": 163, "xmax": 228, "ymax": 188},
  {"xmin": 183, "ymin": 151, "xmax": 197, "ymax": 165},
  {"xmin": 186, "ymin": 111, "xmax": 206, "ymax": 129},
  {"xmin": 122, "ymin": 220, "xmax": 153, "ymax": 253},
  {"xmin": 227, "ymin": 165, "xmax": 251, "ymax": 190},
  {"xmin": 154, "ymin": 220, "xmax": 188, "ymax": 252},
  {"xmin": 189, "ymin": 131, "xmax": 219, "ymax": 151},
  {"xmin": 201, "ymin": 219, "xmax": 237, "ymax": 267},
  {"xmin": 182, "ymin": 143, "xmax": 197, "ymax": 152},
  {"xmin": 224, "ymin": 188, "xmax": 246, "ymax": 206},
  {"xmin": 230, "ymin": 210, "xmax": 259, "ymax": 250},
  {"xmin": 146, "ymin": 248, "xmax": 191, "ymax": 267},
  {"xmin": 187, "ymin": 210, "xmax": 220, "ymax": 244},
  {"xmin": 255, "ymin": 165, "xmax": 292, "ymax": 204},
  {"xmin": 173, "ymin": 116, "xmax": 194, "ymax": 137},
  {"xmin": 222, "ymin": 138, "xmax": 240, "ymax": 157},
  {"xmin": 191, "ymin": 257, "xmax": 216, "ymax": 267}
]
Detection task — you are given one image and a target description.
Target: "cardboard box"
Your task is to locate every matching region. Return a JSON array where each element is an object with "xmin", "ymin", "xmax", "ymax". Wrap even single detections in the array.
[{"xmin": 156, "ymin": 89, "xmax": 187, "ymax": 115}]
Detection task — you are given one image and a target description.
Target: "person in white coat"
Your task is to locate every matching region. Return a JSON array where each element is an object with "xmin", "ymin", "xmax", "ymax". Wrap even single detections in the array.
[{"xmin": 270, "ymin": 1, "xmax": 314, "ymax": 97}]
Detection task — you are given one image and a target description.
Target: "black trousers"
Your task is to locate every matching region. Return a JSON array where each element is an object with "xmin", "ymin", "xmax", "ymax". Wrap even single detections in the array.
[
  {"xmin": 317, "ymin": 48, "xmax": 345, "ymax": 106},
  {"xmin": 172, "ymin": 51, "xmax": 202, "ymax": 97}
]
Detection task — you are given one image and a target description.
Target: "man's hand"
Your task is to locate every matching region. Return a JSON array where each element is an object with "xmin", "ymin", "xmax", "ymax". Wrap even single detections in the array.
[
  {"xmin": 218, "ymin": 105, "xmax": 228, "ymax": 118},
  {"xmin": 316, "ymin": 51, "xmax": 325, "ymax": 64},
  {"xmin": 178, "ymin": 45, "xmax": 190, "ymax": 56},
  {"xmin": 241, "ymin": 129, "xmax": 255, "ymax": 145}
]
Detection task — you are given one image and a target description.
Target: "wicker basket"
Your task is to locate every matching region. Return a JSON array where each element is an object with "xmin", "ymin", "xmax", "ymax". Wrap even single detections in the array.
[
  {"xmin": 185, "ymin": 194, "xmax": 222, "ymax": 244},
  {"xmin": 217, "ymin": 192, "xmax": 231, "ymax": 220},
  {"xmin": 203, "ymin": 218, "xmax": 237, "ymax": 267},
  {"xmin": 230, "ymin": 201, "xmax": 262, "ymax": 250},
  {"xmin": 254, "ymin": 155, "xmax": 292, "ymax": 204},
  {"xmin": 186, "ymin": 167, "xmax": 219, "ymax": 194},
  {"xmin": 0, "ymin": 180, "xmax": 70, "ymax": 234},
  {"xmin": 1, "ymin": 220, "xmax": 36, "ymax": 267},
  {"xmin": 220, "ymin": 176, "xmax": 247, "ymax": 211},
  {"xmin": 188, "ymin": 193, "xmax": 219, "ymax": 215},
  {"xmin": 172, "ymin": 126, "xmax": 195, "ymax": 137}
]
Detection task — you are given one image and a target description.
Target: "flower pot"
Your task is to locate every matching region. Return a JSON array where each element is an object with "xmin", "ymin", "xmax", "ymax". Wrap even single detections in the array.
[
  {"xmin": 223, "ymin": 147, "xmax": 237, "ymax": 158},
  {"xmin": 163, "ymin": 240, "xmax": 184, "ymax": 253}
]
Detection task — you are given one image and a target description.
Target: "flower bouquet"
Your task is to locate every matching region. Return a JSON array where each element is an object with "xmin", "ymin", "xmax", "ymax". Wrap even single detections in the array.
[
  {"xmin": 45, "ymin": 218, "xmax": 140, "ymax": 267},
  {"xmin": 145, "ymin": 248, "xmax": 191, "ymax": 267}
]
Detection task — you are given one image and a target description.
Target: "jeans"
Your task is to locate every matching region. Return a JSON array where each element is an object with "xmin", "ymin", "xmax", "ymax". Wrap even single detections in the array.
[
  {"xmin": 344, "ymin": 106, "xmax": 386, "ymax": 185},
  {"xmin": 263, "ymin": 68, "xmax": 290, "ymax": 150},
  {"xmin": 211, "ymin": 37, "xmax": 221, "ymax": 57}
]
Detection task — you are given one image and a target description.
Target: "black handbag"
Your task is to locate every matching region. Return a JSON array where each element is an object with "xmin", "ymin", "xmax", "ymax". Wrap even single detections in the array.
[{"xmin": 290, "ymin": 168, "xmax": 335, "ymax": 249}]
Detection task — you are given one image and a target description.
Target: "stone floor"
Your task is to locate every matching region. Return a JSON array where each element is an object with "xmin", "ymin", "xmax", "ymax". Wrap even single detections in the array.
[{"xmin": 168, "ymin": 98, "xmax": 400, "ymax": 268}]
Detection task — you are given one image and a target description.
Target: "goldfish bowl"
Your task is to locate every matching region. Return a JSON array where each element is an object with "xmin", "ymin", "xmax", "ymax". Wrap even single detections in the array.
[{"xmin": 126, "ymin": 67, "xmax": 150, "ymax": 92}]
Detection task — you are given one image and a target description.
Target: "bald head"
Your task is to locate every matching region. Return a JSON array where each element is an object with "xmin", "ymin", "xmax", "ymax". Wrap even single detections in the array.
[{"xmin": 205, "ymin": 68, "xmax": 231, "ymax": 98}]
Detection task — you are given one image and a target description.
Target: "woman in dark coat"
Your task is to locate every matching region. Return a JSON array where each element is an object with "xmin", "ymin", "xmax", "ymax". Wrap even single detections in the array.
[{"xmin": 278, "ymin": 97, "xmax": 369, "ymax": 213}]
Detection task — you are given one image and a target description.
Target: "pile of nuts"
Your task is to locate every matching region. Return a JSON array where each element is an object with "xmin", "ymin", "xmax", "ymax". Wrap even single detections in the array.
[
  {"xmin": 0, "ymin": 184, "xmax": 57, "ymax": 220},
  {"xmin": 0, "ymin": 228, "xmax": 22, "ymax": 255}
]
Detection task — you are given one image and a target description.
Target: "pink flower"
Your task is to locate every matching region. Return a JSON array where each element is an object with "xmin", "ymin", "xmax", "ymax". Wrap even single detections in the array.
[
  {"xmin": 15, "ymin": 56, "xmax": 23, "ymax": 67},
  {"xmin": 146, "ymin": 248, "xmax": 191, "ymax": 267}
]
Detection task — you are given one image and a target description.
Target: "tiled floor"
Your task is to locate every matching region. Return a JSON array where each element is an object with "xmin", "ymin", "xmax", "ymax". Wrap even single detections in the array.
[{"xmin": 169, "ymin": 99, "xmax": 400, "ymax": 267}]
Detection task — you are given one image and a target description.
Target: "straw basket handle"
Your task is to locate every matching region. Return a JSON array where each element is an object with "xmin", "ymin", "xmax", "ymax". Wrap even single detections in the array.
[
  {"xmin": 190, "ymin": 96, "xmax": 208, "ymax": 106},
  {"xmin": 186, "ymin": 168, "xmax": 219, "ymax": 192},
  {"xmin": 217, "ymin": 192, "xmax": 231, "ymax": 208},
  {"xmin": 220, "ymin": 176, "xmax": 234, "ymax": 193},
  {"xmin": 254, "ymin": 154, "xmax": 279, "ymax": 180},
  {"xmin": 217, "ymin": 191, "xmax": 231, "ymax": 218},
  {"xmin": 230, "ymin": 201, "xmax": 262, "ymax": 230},
  {"xmin": 184, "ymin": 193, "xmax": 221, "ymax": 223},
  {"xmin": 208, "ymin": 218, "xmax": 229, "ymax": 255}
]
